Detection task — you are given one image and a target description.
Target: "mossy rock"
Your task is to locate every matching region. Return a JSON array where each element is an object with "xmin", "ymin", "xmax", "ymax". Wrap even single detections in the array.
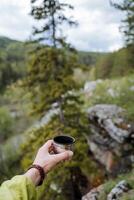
[{"xmin": 83, "ymin": 169, "xmax": 134, "ymax": 200}]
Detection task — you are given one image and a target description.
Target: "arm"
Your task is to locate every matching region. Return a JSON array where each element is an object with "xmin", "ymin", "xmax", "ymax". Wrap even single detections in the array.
[
  {"xmin": 0, "ymin": 175, "xmax": 37, "ymax": 200},
  {"xmin": 0, "ymin": 140, "xmax": 73, "ymax": 200}
]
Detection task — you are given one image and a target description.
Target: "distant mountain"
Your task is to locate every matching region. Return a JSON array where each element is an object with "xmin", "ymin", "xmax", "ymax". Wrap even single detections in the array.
[
  {"xmin": 0, "ymin": 36, "xmax": 106, "ymax": 66},
  {"xmin": 78, "ymin": 51, "xmax": 107, "ymax": 66},
  {"xmin": 0, "ymin": 36, "xmax": 107, "ymax": 91},
  {"xmin": 0, "ymin": 37, "xmax": 29, "ymax": 91},
  {"xmin": 0, "ymin": 36, "xmax": 20, "ymax": 49}
]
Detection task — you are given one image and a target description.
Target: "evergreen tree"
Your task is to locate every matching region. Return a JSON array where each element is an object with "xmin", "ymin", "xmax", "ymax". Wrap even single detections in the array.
[
  {"xmin": 110, "ymin": 0, "xmax": 134, "ymax": 46},
  {"xmin": 22, "ymin": 1, "xmax": 103, "ymax": 199},
  {"xmin": 25, "ymin": 47, "xmax": 80, "ymax": 117},
  {"xmin": 110, "ymin": 0, "xmax": 134, "ymax": 63},
  {"xmin": 31, "ymin": 0, "xmax": 77, "ymax": 47},
  {"xmin": 26, "ymin": 0, "xmax": 80, "ymax": 119},
  {"xmin": 23, "ymin": 32, "xmax": 94, "ymax": 200}
]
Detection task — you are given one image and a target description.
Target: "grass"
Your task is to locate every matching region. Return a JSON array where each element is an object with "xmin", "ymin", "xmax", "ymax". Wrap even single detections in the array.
[
  {"xmin": 95, "ymin": 170, "xmax": 134, "ymax": 199},
  {"xmin": 83, "ymin": 74, "xmax": 134, "ymax": 121}
]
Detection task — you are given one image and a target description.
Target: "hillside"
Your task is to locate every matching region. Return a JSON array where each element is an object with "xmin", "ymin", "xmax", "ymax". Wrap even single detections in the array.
[
  {"xmin": 0, "ymin": 36, "xmax": 19, "ymax": 49},
  {"xmin": 78, "ymin": 51, "xmax": 107, "ymax": 66},
  {"xmin": 0, "ymin": 36, "xmax": 133, "ymax": 200},
  {"xmin": 0, "ymin": 36, "xmax": 105, "ymax": 71},
  {"xmin": 0, "ymin": 37, "xmax": 34, "ymax": 91},
  {"xmin": 94, "ymin": 47, "xmax": 134, "ymax": 78},
  {"xmin": 0, "ymin": 36, "xmax": 107, "ymax": 92}
]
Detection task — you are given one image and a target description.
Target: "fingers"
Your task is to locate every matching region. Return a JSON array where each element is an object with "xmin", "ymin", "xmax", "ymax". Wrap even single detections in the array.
[
  {"xmin": 41, "ymin": 140, "xmax": 53, "ymax": 151},
  {"xmin": 53, "ymin": 151, "xmax": 73, "ymax": 164}
]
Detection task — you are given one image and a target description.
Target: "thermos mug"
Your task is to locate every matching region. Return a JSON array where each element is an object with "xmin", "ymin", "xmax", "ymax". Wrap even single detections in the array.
[{"xmin": 53, "ymin": 135, "xmax": 75, "ymax": 153}]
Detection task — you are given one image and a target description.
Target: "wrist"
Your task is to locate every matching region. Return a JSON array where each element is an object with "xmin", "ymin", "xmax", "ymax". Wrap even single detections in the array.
[{"xmin": 25, "ymin": 168, "xmax": 41, "ymax": 186}]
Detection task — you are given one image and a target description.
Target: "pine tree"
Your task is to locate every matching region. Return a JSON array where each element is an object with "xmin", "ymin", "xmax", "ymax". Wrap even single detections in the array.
[
  {"xmin": 25, "ymin": 47, "xmax": 80, "ymax": 117},
  {"xmin": 110, "ymin": 0, "xmax": 134, "ymax": 63},
  {"xmin": 31, "ymin": 0, "xmax": 77, "ymax": 47},
  {"xmin": 23, "ymin": 34, "xmax": 93, "ymax": 200},
  {"xmin": 110, "ymin": 0, "xmax": 134, "ymax": 46},
  {"xmin": 21, "ymin": 1, "xmax": 103, "ymax": 199},
  {"xmin": 26, "ymin": 0, "xmax": 79, "ymax": 119}
]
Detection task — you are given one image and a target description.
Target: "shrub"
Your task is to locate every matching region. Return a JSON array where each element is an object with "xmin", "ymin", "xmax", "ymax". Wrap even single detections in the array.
[{"xmin": 0, "ymin": 107, "xmax": 14, "ymax": 142}]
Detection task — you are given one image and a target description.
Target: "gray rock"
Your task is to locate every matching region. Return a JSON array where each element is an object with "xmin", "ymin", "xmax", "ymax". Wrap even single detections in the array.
[
  {"xmin": 103, "ymin": 119, "xmax": 129, "ymax": 143},
  {"xmin": 88, "ymin": 140, "xmax": 115, "ymax": 172},
  {"xmin": 34, "ymin": 108, "xmax": 59, "ymax": 128},
  {"xmin": 87, "ymin": 105, "xmax": 131, "ymax": 144},
  {"xmin": 107, "ymin": 180, "xmax": 131, "ymax": 200},
  {"xmin": 87, "ymin": 104, "xmax": 123, "ymax": 121},
  {"xmin": 130, "ymin": 86, "xmax": 134, "ymax": 91},
  {"xmin": 107, "ymin": 88, "xmax": 119, "ymax": 98},
  {"xmin": 82, "ymin": 185, "xmax": 103, "ymax": 200},
  {"xmin": 84, "ymin": 80, "xmax": 102, "ymax": 94},
  {"xmin": 86, "ymin": 104, "xmax": 134, "ymax": 173},
  {"xmin": 82, "ymin": 180, "xmax": 131, "ymax": 200}
]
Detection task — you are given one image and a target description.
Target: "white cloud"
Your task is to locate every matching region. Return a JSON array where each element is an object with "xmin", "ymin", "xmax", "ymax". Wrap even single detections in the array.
[
  {"xmin": 0, "ymin": 0, "xmax": 124, "ymax": 51},
  {"xmin": 63, "ymin": 0, "xmax": 124, "ymax": 51},
  {"xmin": 0, "ymin": 0, "xmax": 33, "ymax": 40}
]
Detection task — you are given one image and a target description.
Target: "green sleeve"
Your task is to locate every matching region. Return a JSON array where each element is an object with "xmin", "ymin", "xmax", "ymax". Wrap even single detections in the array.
[{"xmin": 0, "ymin": 175, "xmax": 37, "ymax": 200}]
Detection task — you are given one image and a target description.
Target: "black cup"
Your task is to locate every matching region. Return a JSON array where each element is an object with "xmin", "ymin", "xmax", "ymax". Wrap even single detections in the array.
[{"xmin": 53, "ymin": 135, "xmax": 75, "ymax": 153}]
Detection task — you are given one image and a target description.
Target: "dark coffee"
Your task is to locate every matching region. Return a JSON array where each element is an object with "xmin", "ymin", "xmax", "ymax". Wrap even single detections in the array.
[{"xmin": 53, "ymin": 135, "xmax": 75, "ymax": 145}]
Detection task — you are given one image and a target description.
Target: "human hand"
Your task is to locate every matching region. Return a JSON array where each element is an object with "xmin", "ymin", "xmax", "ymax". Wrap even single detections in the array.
[
  {"xmin": 33, "ymin": 139, "xmax": 73, "ymax": 173},
  {"xmin": 25, "ymin": 140, "xmax": 73, "ymax": 186}
]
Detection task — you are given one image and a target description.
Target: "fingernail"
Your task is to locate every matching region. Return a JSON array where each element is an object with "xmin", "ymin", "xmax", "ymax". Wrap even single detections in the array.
[{"xmin": 68, "ymin": 151, "xmax": 73, "ymax": 157}]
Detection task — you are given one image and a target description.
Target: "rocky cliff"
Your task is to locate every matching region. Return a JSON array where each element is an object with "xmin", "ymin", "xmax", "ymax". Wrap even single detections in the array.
[{"xmin": 83, "ymin": 104, "xmax": 134, "ymax": 200}]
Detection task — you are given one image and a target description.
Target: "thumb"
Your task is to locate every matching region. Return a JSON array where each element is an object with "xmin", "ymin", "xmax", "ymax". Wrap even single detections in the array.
[{"xmin": 54, "ymin": 151, "xmax": 73, "ymax": 164}]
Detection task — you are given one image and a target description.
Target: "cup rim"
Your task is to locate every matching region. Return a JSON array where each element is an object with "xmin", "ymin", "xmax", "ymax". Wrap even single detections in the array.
[{"xmin": 53, "ymin": 135, "xmax": 75, "ymax": 145}]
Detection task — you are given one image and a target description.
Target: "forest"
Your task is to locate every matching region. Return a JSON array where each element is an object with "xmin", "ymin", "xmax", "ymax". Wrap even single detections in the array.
[{"xmin": 0, "ymin": 0, "xmax": 134, "ymax": 200}]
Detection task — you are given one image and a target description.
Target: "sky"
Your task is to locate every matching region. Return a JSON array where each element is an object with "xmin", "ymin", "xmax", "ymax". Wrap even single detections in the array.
[{"xmin": 0, "ymin": 0, "xmax": 125, "ymax": 52}]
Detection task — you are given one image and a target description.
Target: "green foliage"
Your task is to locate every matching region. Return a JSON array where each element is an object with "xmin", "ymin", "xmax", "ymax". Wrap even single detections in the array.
[
  {"xmin": 111, "ymin": 0, "xmax": 134, "ymax": 65},
  {"xmin": 111, "ymin": 48, "xmax": 131, "ymax": 76},
  {"xmin": 83, "ymin": 74, "xmax": 134, "ymax": 121},
  {"xmin": 111, "ymin": 0, "xmax": 134, "ymax": 46},
  {"xmin": 78, "ymin": 51, "xmax": 107, "ymax": 67},
  {"xmin": 22, "ymin": 45, "xmax": 101, "ymax": 198},
  {"xmin": 73, "ymin": 52, "xmax": 106, "ymax": 86},
  {"xmin": 73, "ymin": 68, "xmax": 95, "ymax": 87},
  {"xmin": 95, "ymin": 53, "xmax": 114, "ymax": 78},
  {"xmin": 0, "ymin": 36, "xmax": 18, "ymax": 49},
  {"xmin": 0, "ymin": 37, "xmax": 29, "ymax": 92},
  {"xmin": 95, "ymin": 48, "xmax": 134, "ymax": 79},
  {"xmin": 100, "ymin": 169, "xmax": 134, "ymax": 199},
  {"xmin": 94, "ymin": 0, "xmax": 134, "ymax": 79},
  {"xmin": 0, "ymin": 107, "xmax": 14, "ymax": 141},
  {"xmin": 0, "ymin": 134, "xmax": 24, "ymax": 183},
  {"xmin": 24, "ymin": 47, "xmax": 80, "ymax": 116},
  {"xmin": 21, "ymin": 110, "xmax": 102, "ymax": 200},
  {"xmin": 0, "ymin": 36, "xmax": 105, "ymax": 93}
]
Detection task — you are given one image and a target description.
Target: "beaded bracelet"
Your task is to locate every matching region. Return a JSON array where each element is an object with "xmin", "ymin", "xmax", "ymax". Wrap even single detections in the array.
[{"xmin": 28, "ymin": 164, "xmax": 45, "ymax": 186}]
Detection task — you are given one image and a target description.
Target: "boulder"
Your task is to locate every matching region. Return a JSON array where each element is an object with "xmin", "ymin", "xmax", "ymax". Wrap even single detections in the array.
[
  {"xmin": 84, "ymin": 80, "xmax": 102, "ymax": 96},
  {"xmin": 82, "ymin": 180, "xmax": 132, "ymax": 200},
  {"xmin": 86, "ymin": 104, "xmax": 134, "ymax": 174},
  {"xmin": 82, "ymin": 185, "xmax": 103, "ymax": 200},
  {"xmin": 107, "ymin": 180, "xmax": 131, "ymax": 200},
  {"xmin": 83, "ymin": 104, "xmax": 134, "ymax": 199}
]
